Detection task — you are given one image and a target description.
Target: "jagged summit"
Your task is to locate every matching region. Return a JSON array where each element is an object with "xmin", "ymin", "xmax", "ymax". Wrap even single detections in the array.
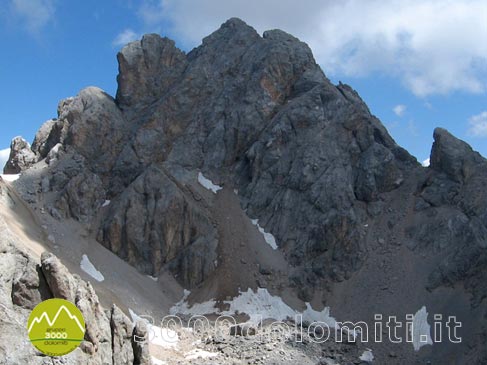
[
  {"xmin": 2, "ymin": 18, "xmax": 487, "ymax": 364},
  {"xmin": 431, "ymin": 127, "xmax": 487, "ymax": 182},
  {"xmin": 200, "ymin": 17, "xmax": 261, "ymax": 45},
  {"xmin": 116, "ymin": 34, "xmax": 186, "ymax": 109}
]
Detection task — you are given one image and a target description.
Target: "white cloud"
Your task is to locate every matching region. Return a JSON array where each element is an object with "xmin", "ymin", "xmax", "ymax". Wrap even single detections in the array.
[
  {"xmin": 112, "ymin": 28, "xmax": 139, "ymax": 47},
  {"xmin": 467, "ymin": 111, "xmax": 487, "ymax": 137},
  {"xmin": 137, "ymin": 0, "xmax": 487, "ymax": 97},
  {"xmin": 422, "ymin": 158, "xmax": 430, "ymax": 167},
  {"xmin": 0, "ymin": 148, "xmax": 10, "ymax": 172},
  {"xmin": 393, "ymin": 104, "xmax": 406, "ymax": 117},
  {"xmin": 11, "ymin": 0, "xmax": 55, "ymax": 33}
]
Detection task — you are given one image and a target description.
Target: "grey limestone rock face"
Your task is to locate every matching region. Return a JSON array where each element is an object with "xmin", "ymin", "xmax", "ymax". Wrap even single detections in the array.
[
  {"xmin": 62, "ymin": 87, "xmax": 128, "ymax": 176},
  {"xmin": 31, "ymin": 119, "xmax": 65, "ymax": 159},
  {"xmin": 430, "ymin": 127, "xmax": 486, "ymax": 183},
  {"xmin": 409, "ymin": 128, "xmax": 487, "ymax": 307},
  {"xmin": 54, "ymin": 170, "xmax": 106, "ymax": 222},
  {"xmin": 99, "ymin": 166, "xmax": 218, "ymax": 287},
  {"xmin": 11, "ymin": 255, "xmax": 52, "ymax": 310},
  {"xmin": 116, "ymin": 34, "xmax": 187, "ymax": 113}
]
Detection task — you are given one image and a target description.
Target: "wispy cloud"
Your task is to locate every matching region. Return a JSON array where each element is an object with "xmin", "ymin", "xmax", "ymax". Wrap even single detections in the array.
[
  {"xmin": 393, "ymin": 104, "xmax": 406, "ymax": 117},
  {"xmin": 10, "ymin": 0, "xmax": 56, "ymax": 33},
  {"xmin": 385, "ymin": 121, "xmax": 399, "ymax": 134},
  {"xmin": 112, "ymin": 28, "xmax": 139, "ymax": 47},
  {"xmin": 0, "ymin": 148, "xmax": 11, "ymax": 172},
  {"xmin": 407, "ymin": 120, "xmax": 419, "ymax": 136},
  {"xmin": 136, "ymin": 0, "xmax": 487, "ymax": 97},
  {"xmin": 467, "ymin": 111, "xmax": 487, "ymax": 137}
]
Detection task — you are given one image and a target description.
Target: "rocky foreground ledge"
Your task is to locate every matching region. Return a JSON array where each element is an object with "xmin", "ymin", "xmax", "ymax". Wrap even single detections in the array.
[{"xmin": 0, "ymin": 233, "xmax": 150, "ymax": 364}]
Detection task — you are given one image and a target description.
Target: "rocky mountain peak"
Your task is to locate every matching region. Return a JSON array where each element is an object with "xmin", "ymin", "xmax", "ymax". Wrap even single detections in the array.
[
  {"xmin": 430, "ymin": 127, "xmax": 486, "ymax": 182},
  {"xmin": 3, "ymin": 136, "xmax": 37, "ymax": 174},
  {"xmin": 206, "ymin": 17, "xmax": 260, "ymax": 40},
  {"xmin": 2, "ymin": 18, "xmax": 487, "ymax": 364},
  {"xmin": 5, "ymin": 18, "xmax": 418, "ymax": 289},
  {"xmin": 116, "ymin": 33, "xmax": 187, "ymax": 110}
]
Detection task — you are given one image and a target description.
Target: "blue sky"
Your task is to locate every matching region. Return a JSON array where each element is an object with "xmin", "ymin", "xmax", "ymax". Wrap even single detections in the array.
[{"xmin": 1, "ymin": 0, "xmax": 486, "ymax": 169}]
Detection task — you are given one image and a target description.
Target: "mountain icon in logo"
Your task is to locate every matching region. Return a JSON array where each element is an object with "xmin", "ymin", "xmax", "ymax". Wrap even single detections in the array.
[
  {"xmin": 27, "ymin": 299, "xmax": 86, "ymax": 357},
  {"xmin": 28, "ymin": 304, "xmax": 85, "ymax": 334}
]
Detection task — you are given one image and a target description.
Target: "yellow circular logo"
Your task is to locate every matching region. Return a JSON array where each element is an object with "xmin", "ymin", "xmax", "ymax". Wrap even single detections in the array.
[{"xmin": 27, "ymin": 299, "xmax": 85, "ymax": 357}]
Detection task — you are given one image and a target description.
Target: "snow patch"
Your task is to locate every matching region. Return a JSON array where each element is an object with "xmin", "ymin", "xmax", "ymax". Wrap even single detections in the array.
[
  {"xmin": 170, "ymin": 290, "xmax": 218, "ymax": 316},
  {"xmin": 102, "ymin": 200, "xmax": 111, "ymax": 207},
  {"xmin": 224, "ymin": 287, "xmax": 295, "ymax": 323},
  {"xmin": 129, "ymin": 309, "xmax": 179, "ymax": 348},
  {"xmin": 170, "ymin": 288, "xmax": 337, "ymax": 328},
  {"xmin": 80, "ymin": 254, "xmax": 104, "ymax": 282},
  {"xmin": 128, "ymin": 308, "xmax": 143, "ymax": 323},
  {"xmin": 411, "ymin": 306, "xmax": 433, "ymax": 351},
  {"xmin": 147, "ymin": 275, "xmax": 158, "ymax": 282},
  {"xmin": 50, "ymin": 143, "xmax": 61, "ymax": 154},
  {"xmin": 302, "ymin": 302, "xmax": 337, "ymax": 328},
  {"xmin": 251, "ymin": 219, "xmax": 278, "ymax": 250},
  {"xmin": 197, "ymin": 172, "xmax": 222, "ymax": 193},
  {"xmin": 151, "ymin": 357, "xmax": 166, "ymax": 365},
  {"xmin": 0, "ymin": 174, "xmax": 20, "ymax": 182},
  {"xmin": 184, "ymin": 349, "xmax": 218, "ymax": 360},
  {"xmin": 359, "ymin": 349, "xmax": 374, "ymax": 362}
]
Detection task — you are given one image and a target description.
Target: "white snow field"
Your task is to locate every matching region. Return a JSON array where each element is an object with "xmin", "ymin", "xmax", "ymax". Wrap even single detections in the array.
[
  {"xmin": 251, "ymin": 219, "xmax": 278, "ymax": 250},
  {"xmin": 170, "ymin": 288, "xmax": 337, "ymax": 327},
  {"xmin": 197, "ymin": 172, "xmax": 222, "ymax": 193},
  {"xmin": 0, "ymin": 174, "xmax": 20, "ymax": 182},
  {"xmin": 359, "ymin": 349, "xmax": 374, "ymax": 362},
  {"xmin": 80, "ymin": 254, "xmax": 105, "ymax": 282},
  {"xmin": 411, "ymin": 306, "xmax": 433, "ymax": 351}
]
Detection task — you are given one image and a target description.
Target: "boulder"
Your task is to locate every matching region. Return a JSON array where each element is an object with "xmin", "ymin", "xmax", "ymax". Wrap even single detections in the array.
[
  {"xmin": 3, "ymin": 137, "xmax": 37, "ymax": 174},
  {"xmin": 430, "ymin": 127, "xmax": 485, "ymax": 182},
  {"xmin": 40, "ymin": 251, "xmax": 79, "ymax": 302}
]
